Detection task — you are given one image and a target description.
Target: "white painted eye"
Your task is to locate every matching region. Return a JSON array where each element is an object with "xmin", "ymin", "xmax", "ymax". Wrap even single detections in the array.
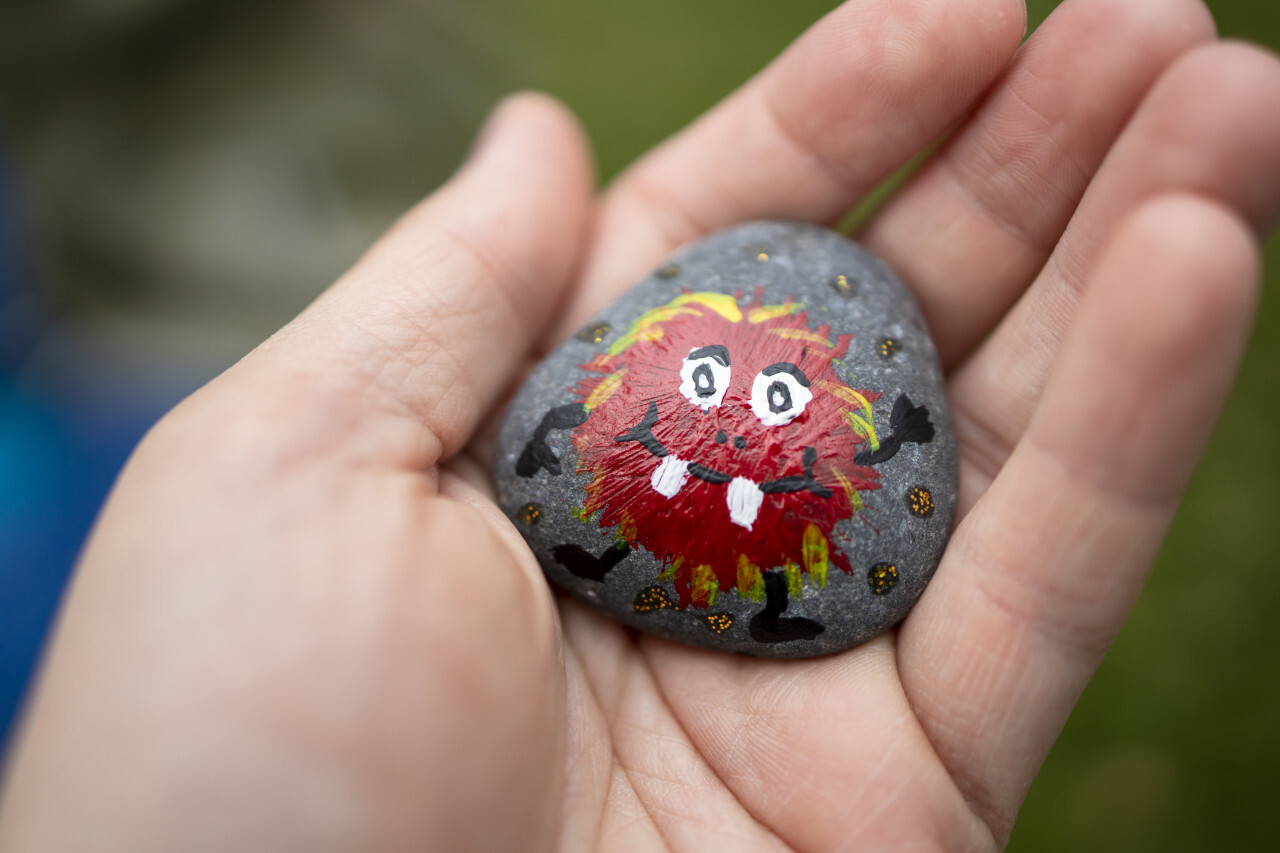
[
  {"xmin": 750, "ymin": 362, "xmax": 812, "ymax": 426},
  {"xmin": 679, "ymin": 345, "xmax": 731, "ymax": 410}
]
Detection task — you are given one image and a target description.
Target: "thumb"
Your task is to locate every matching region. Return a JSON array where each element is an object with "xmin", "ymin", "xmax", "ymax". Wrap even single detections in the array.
[{"xmin": 214, "ymin": 92, "xmax": 596, "ymax": 470}]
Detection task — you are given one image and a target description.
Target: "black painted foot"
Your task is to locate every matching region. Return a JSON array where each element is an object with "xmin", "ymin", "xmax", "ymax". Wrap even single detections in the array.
[
  {"xmin": 553, "ymin": 543, "xmax": 631, "ymax": 582},
  {"xmin": 749, "ymin": 571, "xmax": 825, "ymax": 643}
]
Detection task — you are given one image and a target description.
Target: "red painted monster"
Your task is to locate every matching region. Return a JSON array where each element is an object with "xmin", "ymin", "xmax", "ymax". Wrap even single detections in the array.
[{"xmin": 517, "ymin": 291, "xmax": 933, "ymax": 643}]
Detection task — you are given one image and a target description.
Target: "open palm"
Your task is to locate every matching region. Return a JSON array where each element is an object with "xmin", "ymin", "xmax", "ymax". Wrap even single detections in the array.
[{"xmin": 5, "ymin": 1, "xmax": 1280, "ymax": 850}]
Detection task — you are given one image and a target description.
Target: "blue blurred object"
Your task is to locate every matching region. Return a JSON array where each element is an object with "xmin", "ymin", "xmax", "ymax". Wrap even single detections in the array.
[{"xmin": 0, "ymin": 153, "xmax": 197, "ymax": 749}]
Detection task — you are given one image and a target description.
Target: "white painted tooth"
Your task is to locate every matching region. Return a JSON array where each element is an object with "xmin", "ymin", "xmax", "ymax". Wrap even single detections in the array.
[
  {"xmin": 650, "ymin": 455, "xmax": 689, "ymax": 498},
  {"xmin": 727, "ymin": 477, "xmax": 764, "ymax": 530}
]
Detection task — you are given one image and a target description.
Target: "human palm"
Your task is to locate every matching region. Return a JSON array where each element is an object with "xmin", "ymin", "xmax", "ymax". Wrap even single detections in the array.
[{"xmin": 5, "ymin": 0, "xmax": 1280, "ymax": 850}]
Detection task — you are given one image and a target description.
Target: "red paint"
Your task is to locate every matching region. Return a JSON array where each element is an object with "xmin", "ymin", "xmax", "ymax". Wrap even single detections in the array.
[{"xmin": 572, "ymin": 295, "xmax": 883, "ymax": 608}]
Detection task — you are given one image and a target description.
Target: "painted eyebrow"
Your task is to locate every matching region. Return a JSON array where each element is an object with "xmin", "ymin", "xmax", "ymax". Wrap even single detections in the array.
[
  {"xmin": 687, "ymin": 344, "xmax": 730, "ymax": 366},
  {"xmin": 761, "ymin": 362, "xmax": 810, "ymax": 387}
]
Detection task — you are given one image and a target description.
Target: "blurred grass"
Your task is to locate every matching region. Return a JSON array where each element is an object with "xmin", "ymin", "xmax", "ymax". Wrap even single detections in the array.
[
  {"xmin": 480, "ymin": 0, "xmax": 845, "ymax": 180},
  {"xmin": 1, "ymin": 0, "xmax": 1278, "ymax": 848}
]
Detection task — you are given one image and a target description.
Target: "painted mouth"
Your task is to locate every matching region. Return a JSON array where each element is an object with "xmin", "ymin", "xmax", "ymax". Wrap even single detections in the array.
[{"xmin": 614, "ymin": 400, "xmax": 832, "ymax": 530}]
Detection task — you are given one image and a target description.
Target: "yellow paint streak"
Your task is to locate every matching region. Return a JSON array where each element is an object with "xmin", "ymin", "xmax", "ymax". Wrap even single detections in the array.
[
  {"xmin": 692, "ymin": 563, "xmax": 719, "ymax": 607},
  {"xmin": 818, "ymin": 380, "xmax": 872, "ymax": 412},
  {"xmin": 583, "ymin": 371, "xmax": 626, "ymax": 410},
  {"xmin": 819, "ymin": 380, "xmax": 881, "ymax": 450},
  {"xmin": 830, "ymin": 468, "xmax": 864, "ymax": 514},
  {"xmin": 581, "ymin": 470, "xmax": 604, "ymax": 514},
  {"xmin": 784, "ymin": 560, "xmax": 803, "ymax": 598},
  {"xmin": 607, "ymin": 292, "xmax": 743, "ymax": 355},
  {"xmin": 748, "ymin": 302, "xmax": 802, "ymax": 324},
  {"xmin": 802, "ymin": 524, "xmax": 829, "ymax": 588},
  {"xmin": 844, "ymin": 411, "xmax": 881, "ymax": 451},
  {"xmin": 736, "ymin": 554, "xmax": 766, "ymax": 602},
  {"xmin": 615, "ymin": 513, "xmax": 638, "ymax": 544},
  {"xmin": 679, "ymin": 292, "xmax": 743, "ymax": 321},
  {"xmin": 771, "ymin": 328, "xmax": 834, "ymax": 347}
]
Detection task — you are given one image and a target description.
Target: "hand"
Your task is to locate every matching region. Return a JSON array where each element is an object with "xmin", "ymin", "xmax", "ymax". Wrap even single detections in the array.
[{"xmin": 4, "ymin": 0, "xmax": 1279, "ymax": 849}]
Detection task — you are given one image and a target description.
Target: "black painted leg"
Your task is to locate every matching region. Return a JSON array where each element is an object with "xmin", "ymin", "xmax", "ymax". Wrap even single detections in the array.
[
  {"xmin": 553, "ymin": 543, "xmax": 631, "ymax": 582},
  {"xmin": 749, "ymin": 571, "xmax": 825, "ymax": 643}
]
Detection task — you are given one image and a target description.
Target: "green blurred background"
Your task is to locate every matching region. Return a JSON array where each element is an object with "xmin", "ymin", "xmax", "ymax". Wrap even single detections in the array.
[{"xmin": 1, "ymin": 0, "xmax": 1277, "ymax": 848}]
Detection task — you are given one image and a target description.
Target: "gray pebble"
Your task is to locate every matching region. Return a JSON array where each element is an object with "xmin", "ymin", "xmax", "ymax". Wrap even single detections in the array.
[{"xmin": 495, "ymin": 221, "xmax": 957, "ymax": 658}]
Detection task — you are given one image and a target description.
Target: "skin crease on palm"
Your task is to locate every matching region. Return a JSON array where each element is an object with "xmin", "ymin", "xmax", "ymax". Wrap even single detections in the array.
[{"xmin": 3, "ymin": 0, "xmax": 1280, "ymax": 849}]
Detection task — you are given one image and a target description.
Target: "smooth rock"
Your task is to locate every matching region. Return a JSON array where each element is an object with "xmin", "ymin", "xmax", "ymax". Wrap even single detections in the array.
[{"xmin": 495, "ymin": 221, "xmax": 958, "ymax": 657}]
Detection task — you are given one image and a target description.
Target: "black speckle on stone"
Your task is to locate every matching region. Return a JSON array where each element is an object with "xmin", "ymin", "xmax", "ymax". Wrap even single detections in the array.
[
  {"xmin": 576, "ymin": 321, "xmax": 611, "ymax": 345},
  {"xmin": 905, "ymin": 486, "xmax": 935, "ymax": 518},
  {"xmin": 868, "ymin": 563, "xmax": 898, "ymax": 595},
  {"xmin": 831, "ymin": 274, "xmax": 857, "ymax": 298},
  {"xmin": 702, "ymin": 613, "xmax": 735, "ymax": 634},
  {"xmin": 634, "ymin": 585, "xmax": 676, "ymax": 613},
  {"xmin": 656, "ymin": 264, "xmax": 681, "ymax": 279}
]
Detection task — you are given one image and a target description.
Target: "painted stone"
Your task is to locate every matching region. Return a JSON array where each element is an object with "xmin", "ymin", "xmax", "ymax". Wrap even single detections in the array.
[{"xmin": 495, "ymin": 221, "xmax": 957, "ymax": 657}]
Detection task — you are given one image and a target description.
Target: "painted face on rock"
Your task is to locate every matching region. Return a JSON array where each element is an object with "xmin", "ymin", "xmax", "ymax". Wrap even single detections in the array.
[{"xmin": 572, "ymin": 292, "xmax": 885, "ymax": 608}]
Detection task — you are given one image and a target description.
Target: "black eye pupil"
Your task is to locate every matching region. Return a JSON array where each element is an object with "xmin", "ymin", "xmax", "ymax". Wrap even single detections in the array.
[
  {"xmin": 768, "ymin": 381, "xmax": 792, "ymax": 413},
  {"xmin": 692, "ymin": 363, "xmax": 716, "ymax": 397}
]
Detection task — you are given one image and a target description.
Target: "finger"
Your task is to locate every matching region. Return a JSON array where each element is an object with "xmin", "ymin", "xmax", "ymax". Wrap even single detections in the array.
[
  {"xmin": 949, "ymin": 42, "xmax": 1280, "ymax": 510},
  {"xmin": 230, "ymin": 92, "xmax": 594, "ymax": 467},
  {"xmin": 636, "ymin": 635, "xmax": 997, "ymax": 850},
  {"xmin": 548, "ymin": 0, "xmax": 1027, "ymax": 343},
  {"xmin": 557, "ymin": 604, "xmax": 795, "ymax": 851},
  {"xmin": 899, "ymin": 195, "xmax": 1260, "ymax": 843},
  {"xmin": 861, "ymin": 0, "xmax": 1216, "ymax": 364}
]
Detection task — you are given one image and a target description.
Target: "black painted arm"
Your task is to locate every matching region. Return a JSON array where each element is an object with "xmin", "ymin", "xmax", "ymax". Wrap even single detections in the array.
[
  {"xmin": 516, "ymin": 403, "xmax": 590, "ymax": 477},
  {"xmin": 854, "ymin": 393, "xmax": 935, "ymax": 466}
]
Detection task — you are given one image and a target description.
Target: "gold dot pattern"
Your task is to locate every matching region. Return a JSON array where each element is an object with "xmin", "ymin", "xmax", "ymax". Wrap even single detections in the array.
[
  {"xmin": 757, "ymin": 252, "xmax": 770, "ymax": 262},
  {"xmin": 575, "ymin": 321, "xmax": 611, "ymax": 345},
  {"xmin": 878, "ymin": 338, "xmax": 901, "ymax": 358},
  {"xmin": 905, "ymin": 486, "xmax": 935, "ymax": 519},
  {"xmin": 867, "ymin": 563, "xmax": 898, "ymax": 595},
  {"xmin": 832, "ymin": 274, "xmax": 854, "ymax": 296},
  {"xmin": 517, "ymin": 503, "xmax": 542, "ymax": 526},
  {"xmin": 634, "ymin": 586, "xmax": 677, "ymax": 613},
  {"xmin": 702, "ymin": 613, "xmax": 734, "ymax": 634}
]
